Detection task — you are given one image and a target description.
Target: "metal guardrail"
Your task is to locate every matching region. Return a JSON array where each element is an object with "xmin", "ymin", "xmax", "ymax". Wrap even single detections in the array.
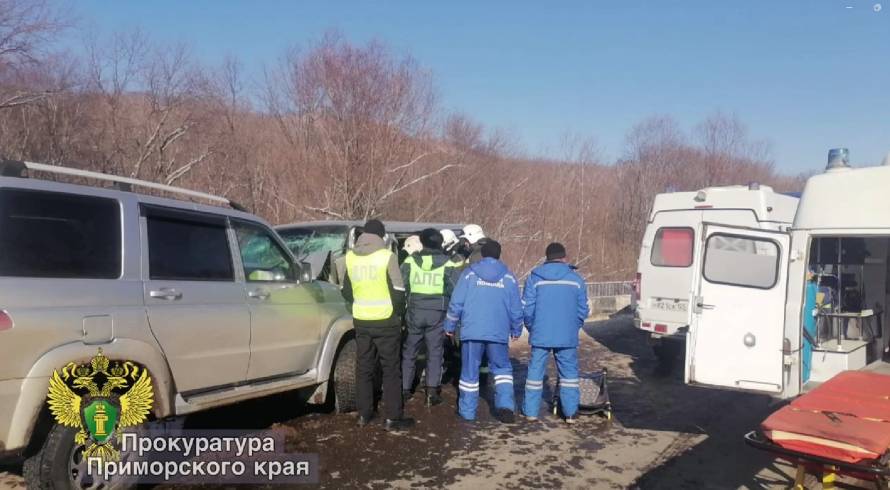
[{"xmin": 586, "ymin": 281, "xmax": 633, "ymax": 298}]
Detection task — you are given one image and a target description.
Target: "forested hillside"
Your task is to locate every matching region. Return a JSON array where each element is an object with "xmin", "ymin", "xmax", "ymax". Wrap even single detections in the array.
[{"xmin": 0, "ymin": 1, "xmax": 807, "ymax": 279}]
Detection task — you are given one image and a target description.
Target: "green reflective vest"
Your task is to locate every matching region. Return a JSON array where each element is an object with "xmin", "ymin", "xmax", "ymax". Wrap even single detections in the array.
[
  {"xmin": 408, "ymin": 255, "xmax": 455, "ymax": 296},
  {"xmin": 345, "ymin": 249, "xmax": 394, "ymax": 320}
]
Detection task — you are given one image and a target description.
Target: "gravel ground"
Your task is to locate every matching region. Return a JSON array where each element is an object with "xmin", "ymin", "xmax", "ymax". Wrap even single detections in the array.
[{"xmin": 0, "ymin": 315, "xmax": 873, "ymax": 489}]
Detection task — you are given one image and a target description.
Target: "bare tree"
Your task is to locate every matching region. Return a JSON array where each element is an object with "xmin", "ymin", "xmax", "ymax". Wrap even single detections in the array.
[
  {"xmin": 0, "ymin": 0, "xmax": 68, "ymax": 109},
  {"xmin": 694, "ymin": 111, "xmax": 773, "ymax": 186},
  {"xmin": 266, "ymin": 33, "xmax": 459, "ymax": 220},
  {"xmin": 0, "ymin": 28, "xmax": 801, "ymax": 282}
]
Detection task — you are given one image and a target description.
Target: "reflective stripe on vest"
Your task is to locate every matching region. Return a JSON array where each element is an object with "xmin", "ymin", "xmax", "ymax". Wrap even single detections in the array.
[
  {"xmin": 345, "ymin": 249, "xmax": 394, "ymax": 320},
  {"xmin": 408, "ymin": 255, "xmax": 454, "ymax": 295}
]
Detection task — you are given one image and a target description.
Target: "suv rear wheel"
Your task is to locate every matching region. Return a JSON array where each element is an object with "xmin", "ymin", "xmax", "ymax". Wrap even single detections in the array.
[
  {"xmin": 24, "ymin": 424, "xmax": 131, "ymax": 490},
  {"xmin": 331, "ymin": 337, "xmax": 357, "ymax": 413}
]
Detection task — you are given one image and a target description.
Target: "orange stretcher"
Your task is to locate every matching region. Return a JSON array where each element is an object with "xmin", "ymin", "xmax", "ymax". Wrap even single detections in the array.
[{"xmin": 745, "ymin": 371, "xmax": 890, "ymax": 488}]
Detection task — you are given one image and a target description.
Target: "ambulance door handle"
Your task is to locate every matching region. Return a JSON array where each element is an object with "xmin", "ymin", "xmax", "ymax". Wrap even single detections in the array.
[{"xmin": 692, "ymin": 296, "xmax": 713, "ymax": 314}]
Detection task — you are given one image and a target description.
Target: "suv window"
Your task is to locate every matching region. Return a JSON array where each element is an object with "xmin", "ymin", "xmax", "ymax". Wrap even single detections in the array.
[
  {"xmin": 234, "ymin": 221, "xmax": 295, "ymax": 282},
  {"xmin": 0, "ymin": 189, "xmax": 121, "ymax": 278},
  {"xmin": 147, "ymin": 212, "xmax": 234, "ymax": 281},
  {"xmin": 703, "ymin": 233, "xmax": 779, "ymax": 289},
  {"xmin": 651, "ymin": 227, "xmax": 694, "ymax": 267},
  {"xmin": 278, "ymin": 226, "xmax": 347, "ymax": 258}
]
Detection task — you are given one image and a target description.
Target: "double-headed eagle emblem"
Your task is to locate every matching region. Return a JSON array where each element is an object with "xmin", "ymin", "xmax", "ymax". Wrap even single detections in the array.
[{"xmin": 47, "ymin": 349, "xmax": 153, "ymax": 461}]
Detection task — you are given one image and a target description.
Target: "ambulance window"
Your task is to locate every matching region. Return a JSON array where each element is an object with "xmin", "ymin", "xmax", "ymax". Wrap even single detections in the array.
[
  {"xmin": 703, "ymin": 234, "xmax": 779, "ymax": 289},
  {"xmin": 651, "ymin": 227, "xmax": 694, "ymax": 267}
]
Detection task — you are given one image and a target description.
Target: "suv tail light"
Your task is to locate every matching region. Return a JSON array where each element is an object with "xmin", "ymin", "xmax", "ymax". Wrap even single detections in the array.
[
  {"xmin": 632, "ymin": 273, "xmax": 641, "ymax": 302},
  {"xmin": 0, "ymin": 310, "xmax": 13, "ymax": 331}
]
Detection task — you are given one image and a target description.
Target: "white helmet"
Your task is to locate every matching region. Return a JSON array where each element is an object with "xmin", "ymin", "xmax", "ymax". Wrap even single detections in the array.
[
  {"xmin": 403, "ymin": 235, "xmax": 422, "ymax": 255},
  {"xmin": 440, "ymin": 229, "xmax": 459, "ymax": 249},
  {"xmin": 462, "ymin": 224, "xmax": 486, "ymax": 245}
]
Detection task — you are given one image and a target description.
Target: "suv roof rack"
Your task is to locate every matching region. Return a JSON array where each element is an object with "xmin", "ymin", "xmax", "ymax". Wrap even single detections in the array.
[{"xmin": 0, "ymin": 159, "xmax": 248, "ymax": 212}]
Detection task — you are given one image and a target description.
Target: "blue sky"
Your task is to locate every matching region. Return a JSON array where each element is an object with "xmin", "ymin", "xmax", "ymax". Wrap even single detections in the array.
[{"xmin": 71, "ymin": 1, "xmax": 889, "ymax": 173}]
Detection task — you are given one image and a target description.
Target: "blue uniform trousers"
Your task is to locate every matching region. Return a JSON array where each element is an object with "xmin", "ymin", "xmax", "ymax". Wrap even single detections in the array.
[
  {"xmin": 458, "ymin": 340, "xmax": 514, "ymax": 420},
  {"xmin": 523, "ymin": 346, "xmax": 580, "ymax": 418}
]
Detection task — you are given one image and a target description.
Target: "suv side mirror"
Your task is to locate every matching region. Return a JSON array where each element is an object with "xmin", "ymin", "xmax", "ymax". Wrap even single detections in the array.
[{"xmin": 299, "ymin": 261, "xmax": 314, "ymax": 283}]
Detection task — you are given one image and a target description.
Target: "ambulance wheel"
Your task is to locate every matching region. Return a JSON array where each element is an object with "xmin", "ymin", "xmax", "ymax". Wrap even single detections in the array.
[
  {"xmin": 331, "ymin": 337, "xmax": 357, "ymax": 414},
  {"xmin": 652, "ymin": 344, "xmax": 673, "ymax": 374},
  {"xmin": 24, "ymin": 424, "xmax": 132, "ymax": 490}
]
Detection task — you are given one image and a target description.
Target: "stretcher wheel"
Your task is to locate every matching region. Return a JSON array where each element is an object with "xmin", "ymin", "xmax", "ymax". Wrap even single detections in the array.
[{"xmin": 605, "ymin": 410, "xmax": 612, "ymax": 421}]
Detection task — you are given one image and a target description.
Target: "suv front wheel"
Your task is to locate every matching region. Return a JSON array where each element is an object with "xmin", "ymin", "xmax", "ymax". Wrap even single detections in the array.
[{"xmin": 331, "ymin": 337, "xmax": 357, "ymax": 413}]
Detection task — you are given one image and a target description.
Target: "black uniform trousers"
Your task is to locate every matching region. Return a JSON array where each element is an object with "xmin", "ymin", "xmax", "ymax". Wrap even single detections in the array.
[{"xmin": 355, "ymin": 325, "xmax": 403, "ymax": 420}]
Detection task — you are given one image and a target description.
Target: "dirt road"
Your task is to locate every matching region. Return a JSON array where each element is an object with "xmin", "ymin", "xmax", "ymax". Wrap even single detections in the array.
[{"xmin": 0, "ymin": 316, "xmax": 844, "ymax": 489}]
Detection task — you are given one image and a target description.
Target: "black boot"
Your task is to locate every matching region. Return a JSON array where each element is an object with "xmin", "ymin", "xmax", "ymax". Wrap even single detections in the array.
[
  {"xmin": 425, "ymin": 387, "xmax": 443, "ymax": 407},
  {"xmin": 495, "ymin": 408, "xmax": 515, "ymax": 424},
  {"xmin": 384, "ymin": 417, "xmax": 415, "ymax": 432},
  {"xmin": 402, "ymin": 389, "xmax": 413, "ymax": 403}
]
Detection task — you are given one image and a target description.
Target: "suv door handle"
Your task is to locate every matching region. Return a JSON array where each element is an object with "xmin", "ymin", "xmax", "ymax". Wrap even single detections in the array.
[
  {"xmin": 149, "ymin": 288, "xmax": 182, "ymax": 300},
  {"xmin": 248, "ymin": 289, "xmax": 270, "ymax": 300},
  {"xmin": 696, "ymin": 302, "xmax": 715, "ymax": 310}
]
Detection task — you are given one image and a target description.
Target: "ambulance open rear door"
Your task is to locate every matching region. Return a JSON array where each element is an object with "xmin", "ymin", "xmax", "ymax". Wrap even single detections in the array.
[{"xmin": 685, "ymin": 224, "xmax": 789, "ymax": 393}]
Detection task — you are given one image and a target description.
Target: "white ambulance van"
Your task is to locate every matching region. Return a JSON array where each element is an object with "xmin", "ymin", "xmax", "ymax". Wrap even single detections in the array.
[
  {"xmin": 634, "ymin": 184, "xmax": 800, "ymax": 372},
  {"xmin": 684, "ymin": 149, "xmax": 890, "ymax": 398}
]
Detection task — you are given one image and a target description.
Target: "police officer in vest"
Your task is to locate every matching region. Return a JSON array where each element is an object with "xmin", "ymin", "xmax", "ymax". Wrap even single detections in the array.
[
  {"xmin": 400, "ymin": 228, "xmax": 458, "ymax": 406},
  {"xmin": 341, "ymin": 220, "xmax": 415, "ymax": 431}
]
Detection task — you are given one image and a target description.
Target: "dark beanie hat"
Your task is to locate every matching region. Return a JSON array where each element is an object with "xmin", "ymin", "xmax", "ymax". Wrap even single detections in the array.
[
  {"xmin": 481, "ymin": 240, "xmax": 502, "ymax": 259},
  {"xmin": 363, "ymin": 219, "xmax": 386, "ymax": 238},
  {"xmin": 546, "ymin": 242, "xmax": 566, "ymax": 261},
  {"xmin": 420, "ymin": 228, "xmax": 443, "ymax": 250}
]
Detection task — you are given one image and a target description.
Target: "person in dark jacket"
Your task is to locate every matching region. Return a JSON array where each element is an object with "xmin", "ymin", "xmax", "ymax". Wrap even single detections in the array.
[
  {"xmin": 400, "ymin": 229, "xmax": 459, "ymax": 406},
  {"xmin": 521, "ymin": 242, "xmax": 589, "ymax": 423},
  {"xmin": 341, "ymin": 219, "xmax": 414, "ymax": 431},
  {"xmin": 444, "ymin": 240, "xmax": 523, "ymax": 423}
]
